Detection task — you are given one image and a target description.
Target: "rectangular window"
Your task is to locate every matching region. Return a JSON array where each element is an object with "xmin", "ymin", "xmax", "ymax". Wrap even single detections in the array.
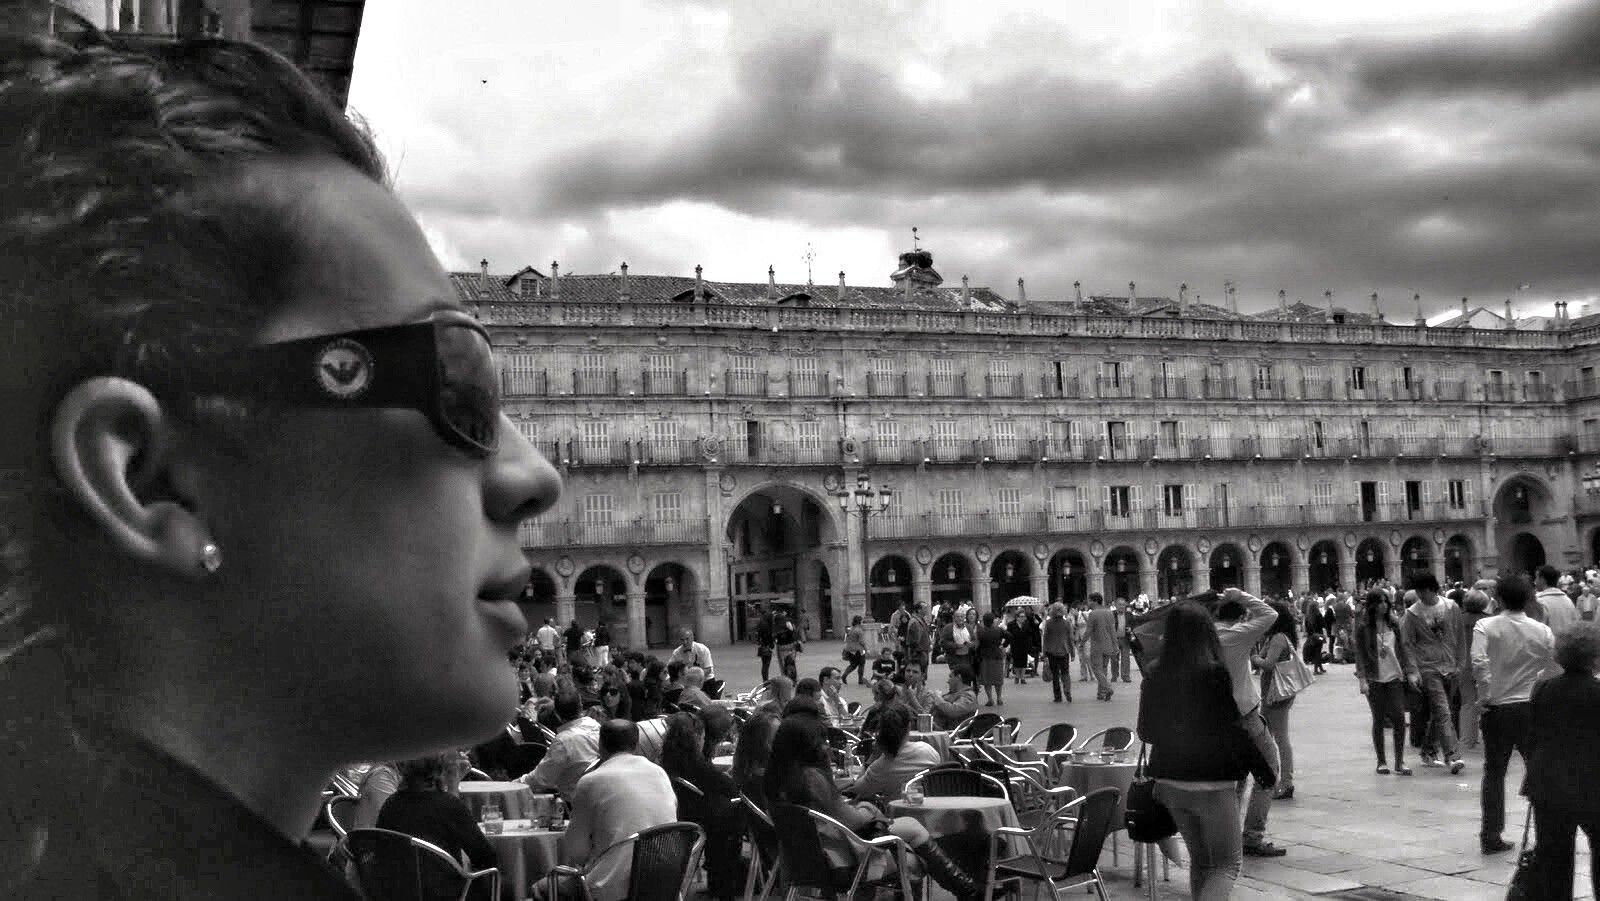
[
  {"xmin": 937, "ymin": 488, "xmax": 964, "ymax": 519},
  {"xmin": 581, "ymin": 420, "xmax": 610, "ymax": 461},
  {"xmin": 514, "ymin": 419, "xmax": 537, "ymax": 444},
  {"xmin": 582, "ymin": 493, "xmax": 614, "ymax": 524},
  {"xmin": 648, "ymin": 419, "xmax": 678, "ymax": 462},
  {"xmin": 1312, "ymin": 481, "xmax": 1335, "ymax": 506},
  {"xmin": 645, "ymin": 353, "xmax": 675, "ymax": 395},
  {"xmin": 1100, "ymin": 361, "xmax": 1123, "ymax": 387},
  {"xmin": 1209, "ymin": 420, "xmax": 1231, "ymax": 454},
  {"xmin": 1254, "ymin": 364, "xmax": 1273, "ymax": 389},
  {"xmin": 1349, "ymin": 366, "xmax": 1367, "ymax": 390},
  {"xmin": 988, "ymin": 359, "xmax": 1010, "ymax": 379},
  {"xmin": 1312, "ymin": 420, "xmax": 1325, "ymax": 450},
  {"xmin": 874, "ymin": 419, "xmax": 900, "ymax": 462},
  {"xmin": 1107, "ymin": 485, "xmax": 1133, "ymax": 518},
  {"xmin": 1405, "ymin": 479, "xmax": 1422, "ymax": 516},
  {"xmin": 1402, "ymin": 366, "xmax": 1414, "ymax": 389},
  {"xmin": 1052, "ymin": 486, "xmax": 1080, "ymax": 522},
  {"xmin": 872, "ymin": 358, "xmax": 897, "ymax": 380},
  {"xmin": 1262, "ymin": 481, "xmax": 1285, "ymax": 507},
  {"xmin": 1447, "ymin": 479, "xmax": 1473, "ymax": 510},
  {"xmin": 1162, "ymin": 484, "xmax": 1185, "ymax": 516},
  {"xmin": 651, "ymin": 491, "xmax": 682, "ymax": 522},
  {"xmin": 796, "ymin": 420, "xmax": 821, "ymax": 461},
  {"xmin": 792, "ymin": 356, "xmax": 818, "ymax": 379},
  {"xmin": 1304, "ymin": 365, "xmax": 1325, "ymax": 382},
  {"xmin": 1105, "ymin": 420, "xmax": 1129, "ymax": 455},
  {"xmin": 1048, "ymin": 420, "xmax": 1077, "ymax": 454},
  {"xmin": 992, "ymin": 420, "xmax": 1016, "ymax": 457},
  {"xmin": 934, "ymin": 419, "xmax": 959, "ymax": 448},
  {"xmin": 997, "ymin": 487, "xmax": 1023, "ymax": 517},
  {"xmin": 1158, "ymin": 420, "xmax": 1180, "ymax": 449},
  {"xmin": 1052, "ymin": 361, "xmax": 1066, "ymax": 393},
  {"xmin": 504, "ymin": 352, "xmax": 544, "ymax": 395}
]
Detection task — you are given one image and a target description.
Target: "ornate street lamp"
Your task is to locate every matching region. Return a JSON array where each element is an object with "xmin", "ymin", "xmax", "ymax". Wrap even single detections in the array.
[{"xmin": 837, "ymin": 472, "xmax": 893, "ymax": 615}]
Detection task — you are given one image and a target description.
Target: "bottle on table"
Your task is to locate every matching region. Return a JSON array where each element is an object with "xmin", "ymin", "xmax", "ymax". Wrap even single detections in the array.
[{"xmin": 481, "ymin": 796, "xmax": 504, "ymax": 835}]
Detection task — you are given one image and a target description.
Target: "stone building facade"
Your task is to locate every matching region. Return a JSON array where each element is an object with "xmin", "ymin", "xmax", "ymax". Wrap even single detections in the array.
[{"xmin": 459, "ymin": 253, "xmax": 1600, "ymax": 649}]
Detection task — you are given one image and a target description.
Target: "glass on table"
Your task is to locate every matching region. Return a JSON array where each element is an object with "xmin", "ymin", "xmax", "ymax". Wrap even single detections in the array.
[{"xmin": 480, "ymin": 796, "xmax": 504, "ymax": 835}]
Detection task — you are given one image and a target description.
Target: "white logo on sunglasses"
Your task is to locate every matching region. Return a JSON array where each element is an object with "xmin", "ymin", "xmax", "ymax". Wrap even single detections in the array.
[{"xmin": 314, "ymin": 338, "xmax": 374, "ymax": 399}]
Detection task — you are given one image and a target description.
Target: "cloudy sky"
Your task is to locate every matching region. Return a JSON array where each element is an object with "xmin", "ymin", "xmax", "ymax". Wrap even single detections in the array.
[{"xmin": 348, "ymin": 0, "xmax": 1600, "ymax": 320}]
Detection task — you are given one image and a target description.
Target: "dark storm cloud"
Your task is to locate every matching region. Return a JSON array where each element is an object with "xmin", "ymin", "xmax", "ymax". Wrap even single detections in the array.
[
  {"xmin": 530, "ymin": 30, "xmax": 1280, "ymax": 213},
  {"xmin": 1279, "ymin": 1, "xmax": 1600, "ymax": 101}
]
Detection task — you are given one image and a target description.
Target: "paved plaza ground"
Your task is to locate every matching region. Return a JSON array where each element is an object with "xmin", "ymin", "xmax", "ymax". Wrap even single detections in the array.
[{"xmin": 710, "ymin": 638, "xmax": 1592, "ymax": 900}]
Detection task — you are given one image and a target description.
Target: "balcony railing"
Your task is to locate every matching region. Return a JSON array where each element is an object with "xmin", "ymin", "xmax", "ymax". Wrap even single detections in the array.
[
  {"xmin": 1434, "ymin": 380, "xmax": 1468, "ymax": 401},
  {"xmin": 1391, "ymin": 381, "xmax": 1427, "ymax": 401},
  {"xmin": 636, "ymin": 439, "xmax": 699, "ymax": 464},
  {"xmin": 1252, "ymin": 379, "xmax": 1287, "ymax": 400},
  {"xmin": 1524, "ymin": 383, "xmax": 1557, "ymax": 402},
  {"xmin": 725, "ymin": 369, "xmax": 768, "ymax": 396},
  {"xmin": 787, "ymin": 371, "xmax": 831, "ymax": 397},
  {"xmin": 1040, "ymin": 375, "xmax": 1084, "ymax": 399},
  {"xmin": 864, "ymin": 438, "xmax": 907, "ymax": 463},
  {"xmin": 642, "ymin": 370, "xmax": 687, "ymax": 395},
  {"xmin": 1484, "ymin": 382, "xmax": 1514, "ymax": 403},
  {"xmin": 927, "ymin": 372, "xmax": 967, "ymax": 398},
  {"xmin": 567, "ymin": 439, "xmax": 632, "ymax": 466},
  {"xmin": 1096, "ymin": 377, "xmax": 1136, "ymax": 399},
  {"xmin": 1568, "ymin": 378, "xmax": 1600, "ymax": 400},
  {"xmin": 1300, "ymin": 378, "xmax": 1335, "ymax": 400},
  {"xmin": 1152, "ymin": 377, "xmax": 1188, "ymax": 399},
  {"xmin": 985, "ymin": 374, "xmax": 1026, "ymax": 397},
  {"xmin": 502, "ymin": 369, "xmax": 549, "ymax": 396},
  {"xmin": 1201, "ymin": 377, "xmax": 1237, "ymax": 399},
  {"xmin": 572, "ymin": 369, "xmax": 618, "ymax": 395},
  {"xmin": 520, "ymin": 518, "xmax": 711, "ymax": 548},
  {"xmin": 867, "ymin": 372, "xmax": 908, "ymax": 397},
  {"xmin": 1488, "ymin": 436, "xmax": 1574, "ymax": 456}
]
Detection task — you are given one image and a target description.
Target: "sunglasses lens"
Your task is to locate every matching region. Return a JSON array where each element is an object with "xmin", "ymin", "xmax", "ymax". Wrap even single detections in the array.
[{"xmin": 436, "ymin": 323, "xmax": 500, "ymax": 455}]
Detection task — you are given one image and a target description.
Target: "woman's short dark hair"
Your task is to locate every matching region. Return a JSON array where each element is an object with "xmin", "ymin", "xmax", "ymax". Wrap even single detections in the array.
[
  {"xmin": 873, "ymin": 703, "xmax": 913, "ymax": 757},
  {"xmin": 698, "ymin": 705, "xmax": 734, "ymax": 758},
  {"xmin": 1497, "ymin": 576, "xmax": 1533, "ymax": 611},
  {"xmin": 730, "ymin": 712, "xmax": 779, "ymax": 790},
  {"xmin": 1555, "ymin": 621, "xmax": 1600, "ymax": 675},
  {"xmin": 794, "ymin": 677, "xmax": 821, "ymax": 697},
  {"xmin": 982, "ymin": 612, "xmax": 996, "ymax": 628},
  {"xmin": 1265, "ymin": 601, "xmax": 1298, "ymax": 645},
  {"xmin": 1155, "ymin": 601, "xmax": 1224, "ymax": 675},
  {"xmin": 949, "ymin": 666, "xmax": 976, "ymax": 688},
  {"xmin": 395, "ymin": 752, "xmax": 457, "ymax": 793}
]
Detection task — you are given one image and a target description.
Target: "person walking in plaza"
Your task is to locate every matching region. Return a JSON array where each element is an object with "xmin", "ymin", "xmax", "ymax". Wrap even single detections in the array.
[
  {"xmin": 537, "ymin": 618, "xmax": 563, "ymax": 667},
  {"xmin": 1116, "ymin": 598, "xmax": 1136, "ymax": 682},
  {"xmin": 1524, "ymin": 621, "xmax": 1600, "ymax": 899},
  {"xmin": 1303, "ymin": 595, "xmax": 1331, "ymax": 674},
  {"xmin": 939, "ymin": 607, "xmax": 977, "ymax": 675},
  {"xmin": 756, "ymin": 603, "xmax": 776, "ymax": 682},
  {"xmin": 1534, "ymin": 565, "xmax": 1580, "ymax": 636},
  {"xmin": 1042, "ymin": 603, "xmax": 1075, "ymax": 703},
  {"xmin": 1214, "ymin": 589, "xmax": 1286, "ymax": 857},
  {"xmin": 1354, "ymin": 589, "xmax": 1413, "ymax": 775},
  {"xmin": 1400, "ymin": 573, "xmax": 1467, "ymax": 774},
  {"xmin": 905, "ymin": 602, "xmax": 933, "ymax": 674},
  {"xmin": 1470, "ymin": 576, "xmax": 1554, "ymax": 855},
  {"xmin": 1251, "ymin": 601, "xmax": 1300, "ymax": 800},
  {"xmin": 841, "ymin": 615, "xmax": 869, "ymax": 685},
  {"xmin": 975, "ymin": 612, "xmax": 1010, "ymax": 706},
  {"xmin": 1139, "ymin": 601, "xmax": 1251, "ymax": 900},
  {"xmin": 1456, "ymin": 589, "xmax": 1492, "ymax": 749},
  {"xmin": 1071, "ymin": 602, "xmax": 1093, "ymax": 681},
  {"xmin": 1087, "ymin": 594, "xmax": 1121, "ymax": 701},
  {"xmin": 1006, "ymin": 609, "xmax": 1032, "ymax": 684},
  {"xmin": 774, "ymin": 610, "xmax": 802, "ymax": 681}
]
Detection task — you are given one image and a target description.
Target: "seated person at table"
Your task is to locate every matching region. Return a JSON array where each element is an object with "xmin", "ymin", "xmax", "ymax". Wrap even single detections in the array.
[
  {"xmin": 730, "ymin": 711, "xmax": 781, "ymax": 809},
  {"xmin": 700, "ymin": 705, "xmax": 736, "ymax": 758},
  {"xmin": 930, "ymin": 667, "xmax": 979, "ymax": 731},
  {"xmin": 752, "ymin": 675, "xmax": 796, "ymax": 716},
  {"xmin": 858, "ymin": 679, "xmax": 902, "ymax": 739},
  {"xmin": 519, "ymin": 690, "xmax": 601, "ymax": 798},
  {"xmin": 766, "ymin": 710, "xmax": 981, "ymax": 901},
  {"xmin": 633, "ymin": 715, "xmax": 669, "ymax": 763},
  {"xmin": 629, "ymin": 657, "xmax": 664, "ymax": 721},
  {"xmin": 558, "ymin": 720, "xmax": 677, "ymax": 901},
  {"xmin": 676, "ymin": 666, "xmax": 715, "ymax": 710},
  {"xmin": 375, "ymin": 752, "xmax": 497, "ymax": 898},
  {"xmin": 352, "ymin": 761, "xmax": 402, "ymax": 830},
  {"xmin": 793, "ymin": 677, "xmax": 823, "ymax": 707},
  {"xmin": 660, "ymin": 713, "xmax": 742, "ymax": 901},
  {"xmin": 819, "ymin": 666, "xmax": 852, "ymax": 723},
  {"xmin": 661, "ymin": 661, "xmax": 686, "ymax": 709},
  {"xmin": 898, "ymin": 661, "xmax": 939, "ymax": 718},
  {"xmin": 519, "ymin": 671, "xmax": 561, "ymax": 734},
  {"xmin": 871, "ymin": 647, "xmax": 900, "ymax": 683},
  {"xmin": 845, "ymin": 705, "xmax": 940, "ymax": 803}
]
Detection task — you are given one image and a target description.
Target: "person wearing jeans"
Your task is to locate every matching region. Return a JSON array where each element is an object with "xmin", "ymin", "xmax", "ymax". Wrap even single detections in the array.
[
  {"xmin": 1214, "ymin": 589, "xmax": 1285, "ymax": 857},
  {"xmin": 1355, "ymin": 590, "xmax": 1414, "ymax": 775},
  {"xmin": 1252, "ymin": 603, "xmax": 1300, "ymax": 800},
  {"xmin": 1041, "ymin": 603, "xmax": 1074, "ymax": 703},
  {"xmin": 1471, "ymin": 577, "xmax": 1553, "ymax": 854},
  {"xmin": 1401, "ymin": 573, "xmax": 1467, "ymax": 774}
]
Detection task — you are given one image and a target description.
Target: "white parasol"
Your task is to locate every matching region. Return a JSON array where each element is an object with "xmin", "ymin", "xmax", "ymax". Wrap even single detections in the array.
[{"xmin": 1002, "ymin": 595, "xmax": 1042, "ymax": 608}]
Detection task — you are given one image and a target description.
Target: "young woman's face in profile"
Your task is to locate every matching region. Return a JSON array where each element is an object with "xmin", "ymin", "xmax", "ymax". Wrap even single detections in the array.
[{"xmin": 207, "ymin": 160, "xmax": 560, "ymax": 759}]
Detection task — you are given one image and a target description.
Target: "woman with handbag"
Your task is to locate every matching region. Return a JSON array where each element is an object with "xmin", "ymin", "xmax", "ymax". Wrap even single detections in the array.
[
  {"xmin": 1353, "ymin": 589, "xmax": 1413, "ymax": 776},
  {"xmin": 1137, "ymin": 601, "xmax": 1250, "ymax": 900},
  {"xmin": 1251, "ymin": 602, "xmax": 1306, "ymax": 800}
]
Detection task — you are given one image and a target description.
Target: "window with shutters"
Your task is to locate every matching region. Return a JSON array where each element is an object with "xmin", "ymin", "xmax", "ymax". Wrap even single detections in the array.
[
  {"xmin": 796, "ymin": 420, "xmax": 821, "ymax": 462},
  {"xmin": 937, "ymin": 488, "xmax": 964, "ymax": 519},
  {"xmin": 1258, "ymin": 420, "xmax": 1280, "ymax": 456},
  {"xmin": 930, "ymin": 357, "xmax": 960, "ymax": 395},
  {"xmin": 513, "ymin": 419, "xmax": 537, "ymax": 444},
  {"xmin": 874, "ymin": 419, "xmax": 901, "ymax": 462},
  {"xmin": 1209, "ymin": 420, "xmax": 1232, "ymax": 455},
  {"xmin": 792, "ymin": 356, "xmax": 818, "ymax": 379},
  {"xmin": 997, "ymin": 487, "xmax": 1023, "ymax": 516},
  {"xmin": 869, "ymin": 356, "xmax": 900, "ymax": 395},
  {"xmin": 645, "ymin": 353, "xmax": 676, "ymax": 394},
  {"xmin": 1158, "ymin": 420, "xmax": 1181, "ymax": 451},
  {"xmin": 1262, "ymin": 481, "xmax": 1285, "ymax": 507},
  {"xmin": 649, "ymin": 419, "xmax": 679, "ymax": 462},
  {"xmin": 1105, "ymin": 421, "xmax": 1129, "ymax": 458},
  {"xmin": 1100, "ymin": 361, "xmax": 1123, "ymax": 387},
  {"xmin": 1349, "ymin": 366, "xmax": 1367, "ymax": 390},
  {"xmin": 1107, "ymin": 485, "xmax": 1133, "ymax": 518},
  {"xmin": 1255, "ymin": 364, "xmax": 1274, "ymax": 389},
  {"xmin": 652, "ymin": 491, "xmax": 682, "ymax": 522},
  {"xmin": 1312, "ymin": 481, "xmax": 1335, "ymax": 506},
  {"xmin": 582, "ymin": 493, "xmax": 614, "ymax": 524},
  {"xmin": 1162, "ymin": 484, "xmax": 1185, "ymax": 516},
  {"xmin": 1311, "ymin": 419, "xmax": 1326, "ymax": 451},
  {"xmin": 578, "ymin": 352, "xmax": 610, "ymax": 394},
  {"xmin": 934, "ymin": 419, "xmax": 960, "ymax": 460},
  {"xmin": 1053, "ymin": 486, "xmax": 1080, "ymax": 522},
  {"xmin": 504, "ymin": 352, "xmax": 544, "ymax": 395},
  {"xmin": 1404, "ymin": 480, "xmax": 1423, "ymax": 517},
  {"xmin": 580, "ymin": 420, "xmax": 610, "ymax": 462},
  {"xmin": 1447, "ymin": 479, "xmax": 1473, "ymax": 510},
  {"xmin": 989, "ymin": 359, "xmax": 1010, "ymax": 378},
  {"xmin": 992, "ymin": 420, "xmax": 1016, "ymax": 458},
  {"xmin": 1048, "ymin": 420, "xmax": 1077, "ymax": 455}
]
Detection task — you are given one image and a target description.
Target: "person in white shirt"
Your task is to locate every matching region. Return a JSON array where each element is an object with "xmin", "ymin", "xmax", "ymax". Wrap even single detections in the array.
[
  {"xmin": 818, "ymin": 666, "xmax": 851, "ymax": 723},
  {"xmin": 520, "ymin": 691, "xmax": 601, "ymax": 798},
  {"xmin": 558, "ymin": 720, "xmax": 677, "ymax": 901},
  {"xmin": 535, "ymin": 619, "xmax": 563, "ymax": 666},
  {"xmin": 1214, "ymin": 588, "xmax": 1284, "ymax": 858},
  {"xmin": 1534, "ymin": 565, "xmax": 1579, "ymax": 637},
  {"xmin": 668, "ymin": 629, "xmax": 715, "ymax": 678},
  {"xmin": 1471, "ymin": 576, "xmax": 1555, "ymax": 855}
]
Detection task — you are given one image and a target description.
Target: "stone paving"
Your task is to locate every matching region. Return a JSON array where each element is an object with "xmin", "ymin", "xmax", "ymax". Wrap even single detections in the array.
[{"xmin": 711, "ymin": 638, "xmax": 1594, "ymax": 899}]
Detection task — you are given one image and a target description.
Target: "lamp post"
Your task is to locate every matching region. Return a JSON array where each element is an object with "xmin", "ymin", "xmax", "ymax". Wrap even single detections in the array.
[{"xmin": 837, "ymin": 472, "xmax": 893, "ymax": 619}]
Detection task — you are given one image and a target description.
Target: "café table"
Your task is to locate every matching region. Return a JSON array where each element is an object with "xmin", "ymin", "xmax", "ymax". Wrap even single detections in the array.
[
  {"xmin": 483, "ymin": 818, "xmax": 564, "ymax": 901},
  {"xmin": 459, "ymin": 781, "xmax": 537, "ymax": 819},
  {"xmin": 1058, "ymin": 759, "xmax": 1166, "ymax": 895},
  {"xmin": 888, "ymin": 796, "xmax": 1020, "ymax": 901}
]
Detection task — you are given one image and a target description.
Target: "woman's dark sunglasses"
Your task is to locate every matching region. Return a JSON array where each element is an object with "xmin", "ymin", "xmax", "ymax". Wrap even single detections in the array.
[{"xmin": 202, "ymin": 310, "xmax": 501, "ymax": 457}]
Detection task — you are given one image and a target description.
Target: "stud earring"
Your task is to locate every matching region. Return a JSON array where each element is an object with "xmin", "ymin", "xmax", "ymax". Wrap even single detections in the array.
[{"xmin": 200, "ymin": 543, "xmax": 223, "ymax": 574}]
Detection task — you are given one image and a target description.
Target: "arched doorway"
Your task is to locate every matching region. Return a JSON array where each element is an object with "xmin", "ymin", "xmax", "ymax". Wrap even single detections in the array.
[
  {"xmin": 519, "ymin": 568, "xmax": 559, "ymax": 635},
  {"xmin": 1355, "ymin": 538, "xmax": 1386, "ymax": 586},
  {"xmin": 1507, "ymin": 533, "xmax": 1546, "ymax": 578},
  {"xmin": 1309, "ymin": 541, "xmax": 1341, "ymax": 593},
  {"xmin": 1209, "ymin": 544, "xmax": 1243, "ymax": 590},
  {"xmin": 575, "ymin": 564, "xmax": 628, "ymax": 633},
  {"xmin": 726, "ymin": 484, "xmax": 839, "ymax": 643},
  {"xmin": 1445, "ymin": 534, "xmax": 1474, "ymax": 584},
  {"xmin": 1259, "ymin": 543, "xmax": 1293, "ymax": 598},
  {"xmin": 932, "ymin": 553, "xmax": 972, "ymax": 612},
  {"xmin": 1157, "ymin": 546, "xmax": 1194, "ymax": 599},
  {"xmin": 869, "ymin": 555, "xmax": 913, "ymax": 623},
  {"xmin": 990, "ymin": 550, "xmax": 1033, "ymax": 611},
  {"xmin": 1400, "ymin": 536, "xmax": 1433, "ymax": 587},
  {"xmin": 644, "ymin": 562, "xmax": 697, "ymax": 649},
  {"xmin": 1103, "ymin": 547, "xmax": 1140, "ymax": 602},
  {"xmin": 1047, "ymin": 550, "xmax": 1088, "ymax": 607}
]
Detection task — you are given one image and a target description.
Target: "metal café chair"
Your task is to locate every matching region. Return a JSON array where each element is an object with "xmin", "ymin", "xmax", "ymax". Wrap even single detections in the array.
[
  {"xmin": 342, "ymin": 827, "xmax": 501, "ymax": 901},
  {"xmin": 904, "ymin": 767, "xmax": 1009, "ymax": 802},
  {"xmin": 770, "ymin": 804, "xmax": 916, "ymax": 901},
  {"xmin": 543, "ymin": 822, "xmax": 705, "ymax": 901},
  {"xmin": 1074, "ymin": 726, "xmax": 1135, "ymax": 755},
  {"xmin": 322, "ymin": 794, "xmax": 359, "ymax": 866},
  {"xmin": 735, "ymin": 794, "xmax": 783, "ymax": 901},
  {"xmin": 986, "ymin": 787, "xmax": 1122, "ymax": 901}
]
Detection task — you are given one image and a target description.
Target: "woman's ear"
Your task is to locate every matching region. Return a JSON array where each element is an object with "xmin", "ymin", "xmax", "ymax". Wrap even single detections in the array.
[{"xmin": 50, "ymin": 377, "xmax": 214, "ymax": 579}]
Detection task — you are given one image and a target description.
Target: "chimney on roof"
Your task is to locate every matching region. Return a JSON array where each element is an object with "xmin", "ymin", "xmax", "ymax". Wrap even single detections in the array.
[
  {"xmin": 1505, "ymin": 299, "xmax": 1514, "ymax": 328},
  {"xmin": 1371, "ymin": 291, "xmax": 1382, "ymax": 321},
  {"xmin": 1225, "ymin": 281, "xmax": 1237, "ymax": 315},
  {"xmin": 694, "ymin": 264, "xmax": 704, "ymax": 302},
  {"xmin": 838, "ymin": 271, "xmax": 846, "ymax": 304},
  {"xmin": 1278, "ymin": 289, "xmax": 1287, "ymax": 315},
  {"xmin": 550, "ymin": 261, "xmax": 560, "ymax": 300},
  {"xmin": 1128, "ymin": 281, "xmax": 1136, "ymax": 315},
  {"xmin": 1461, "ymin": 297, "xmax": 1469, "ymax": 317},
  {"xmin": 1017, "ymin": 277, "xmax": 1027, "ymax": 304},
  {"xmin": 1414, "ymin": 293, "xmax": 1425, "ymax": 327},
  {"xmin": 961, "ymin": 274, "xmax": 970, "ymax": 307},
  {"xmin": 1324, "ymin": 289, "xmax": 1334, "ymax": 317},
  {"xmin": 768, "ymin": 265, "xmax": 777, "ymax": 300},
  {"xmin": 1073, "ymin": 281, "xmax": 1083, "ymax": 308},
  {"xmin": 480, "ymin": 258, "xmax": 490, "ymax": 291},
  {"xmin": 619, "ymin": 262, "xmax": 630, "ymax": 302},
  {"xmin": 1178, "ymin": 283, "xmax": 1188, "ymax": 315}
]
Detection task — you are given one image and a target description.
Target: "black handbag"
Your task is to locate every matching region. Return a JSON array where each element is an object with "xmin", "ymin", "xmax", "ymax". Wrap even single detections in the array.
[
  {"xmin": 1505, "ymin": 806, "xmax": 1536, "ymax": 900},
  {"xmin": 1125, "ymin": 744, "xmax": 1178, "ymax": 842}
]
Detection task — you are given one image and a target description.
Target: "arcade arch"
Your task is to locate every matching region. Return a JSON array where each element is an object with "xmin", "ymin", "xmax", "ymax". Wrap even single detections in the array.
[
  {"xmin": 1209, "ymin": 543, "xmax": 1243, "ymax": 590},
  {"xmin": 1259, "ymin": 542, "xmax": 1293, "ymax": 597},
  {"xmin": 1103, "ymin": 546, "xmax": 1141, "ymax": 601},
  {"xmin": 726, "ymin": 483, "xmax": 839, "ymax": 641},
  {"xmin": 869, "ymin": 554, "xmax": 914, "ymax": 623},
  {"xmin": 1400, "ymin": 536, "xmax": 1433, "ymax": 587},
  {"xmin": 1157, "ymin": 545, "xmax": 1194, "ymax": 599},
  {"xmin": 1309, "ymin": 540, "xmax": 1341, "ymax": 593},
  {"xmin": 1355, "ymin": 538, "xmax": 1386, "ymax": 585},
  {"xmin": 574, "ymin": 564, "xmax": 628, "ymax": 632},
  {"xmin": 644, "ymin": 562, "xmax": 698, "ymax": 648},
  {"xmin": 990, "ymin": 550, "xmax": 1034, "ymax": 610},
  {"xmin": 932, "ymin": 552, "xmax": 974, "ymax": 611},
  {"xmin": 1047, "ymin": 549, "xmax": 1088, "ymax": 606},
  {"xmin": 1445, "ymin": 534, "xmax": 1475, "ymax": 584}
]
